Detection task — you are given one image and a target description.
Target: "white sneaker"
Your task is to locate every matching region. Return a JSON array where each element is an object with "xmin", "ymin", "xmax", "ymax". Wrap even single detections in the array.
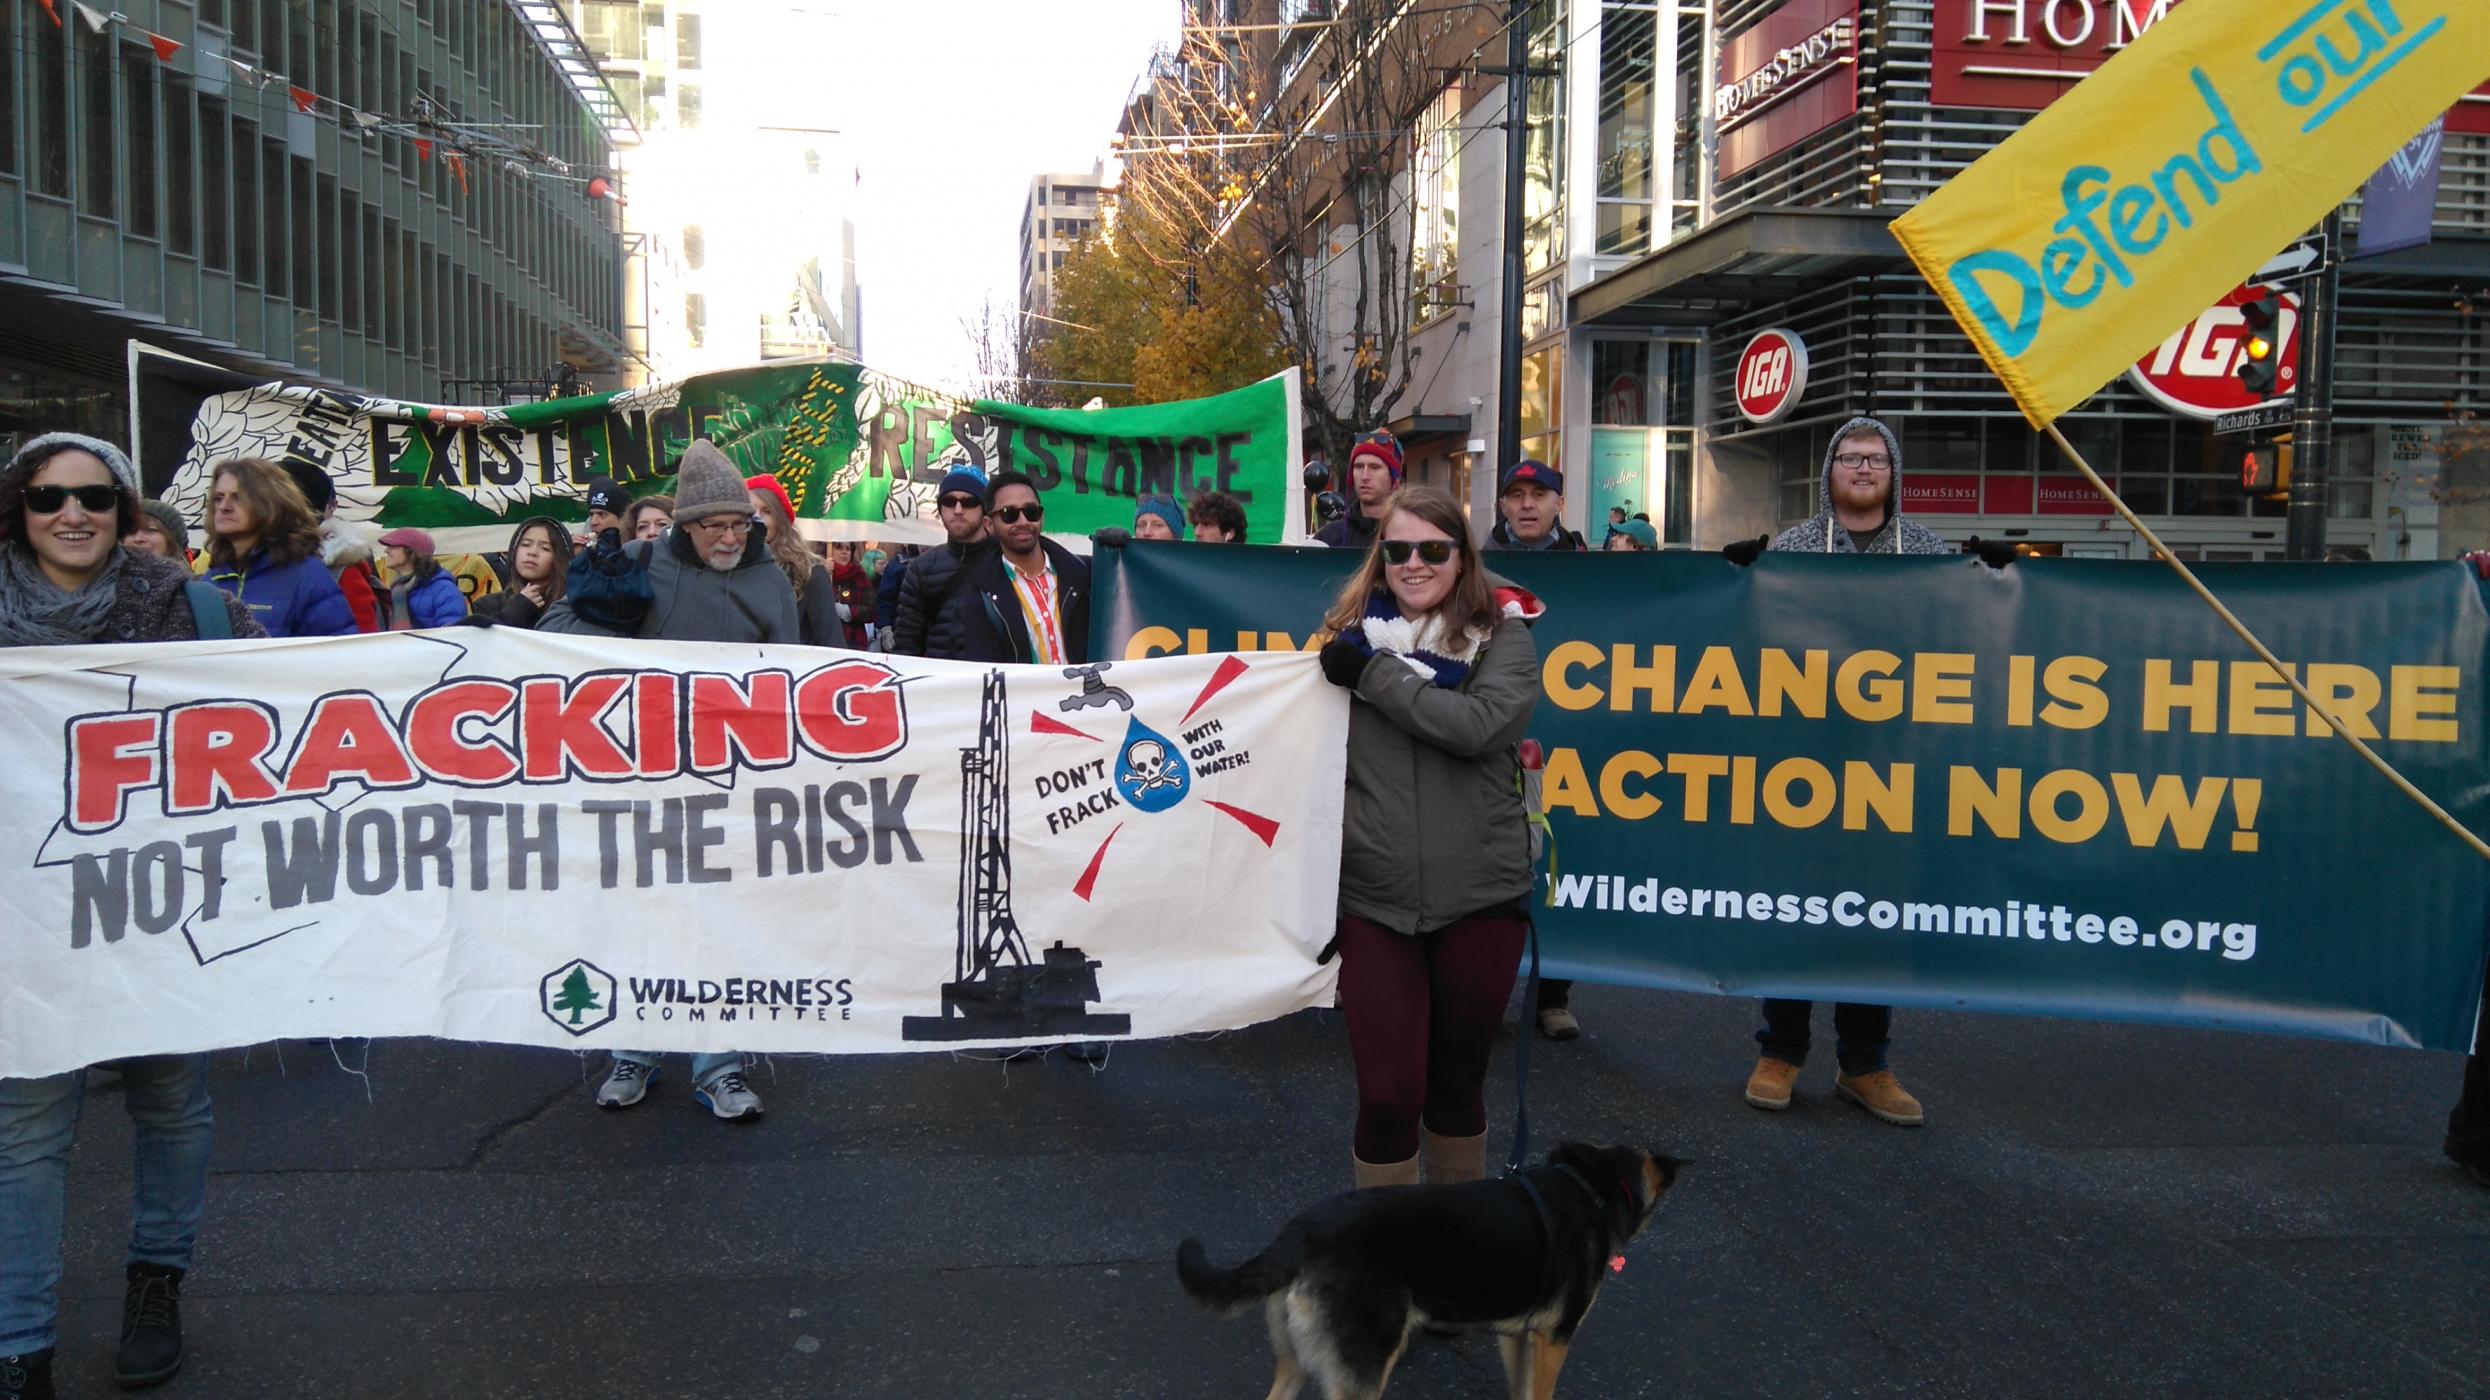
[
  {"xmin": 595, "ymin": 1059, "xmax": 656, "ymax": 1109},
  {"xmin": 695, "ymin": 1070, "xmax": 763, "ymax": 1121}
]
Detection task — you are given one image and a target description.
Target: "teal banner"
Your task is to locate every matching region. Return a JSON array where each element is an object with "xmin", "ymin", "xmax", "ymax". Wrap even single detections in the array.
[{"xmin": 1095, "ymin": 544, "xmax": 2490, "ymax": 1052}]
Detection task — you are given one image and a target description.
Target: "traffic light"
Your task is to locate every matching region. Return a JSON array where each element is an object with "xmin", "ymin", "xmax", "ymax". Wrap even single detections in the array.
[
  {"xmin": 2240, "ymin": 434, "xmax": 2294, "ymax": 496},
  {"xmin": 2237, "ymin": 290, "xmax": 2281, "ymax": 398}
]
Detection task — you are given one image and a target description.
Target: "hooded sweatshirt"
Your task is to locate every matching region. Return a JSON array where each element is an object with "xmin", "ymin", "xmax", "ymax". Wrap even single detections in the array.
[{"xmin": 1769, "ymin": 416, "xmax": 1951, "ymax": 556}]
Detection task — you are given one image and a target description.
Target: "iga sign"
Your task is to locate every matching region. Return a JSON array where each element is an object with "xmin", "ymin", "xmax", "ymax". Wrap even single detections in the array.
[
  {"xmin": 1734, "ymin": 329, "xmax": 1811, "ymax": 424},
  {"xmin": 2126, "ymin": 288, "xmax": 2301, "ymax": 420},
  {"xmin": 1928, "ymin": 0, "xmax": 2490, "ymax": 133},
  {"xmin": 1715, "ymin": 0, "xmax": 1860, "ymax": 179}
]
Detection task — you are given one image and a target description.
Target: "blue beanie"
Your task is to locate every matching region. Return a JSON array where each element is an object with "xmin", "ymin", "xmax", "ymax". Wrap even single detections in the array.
[
  {"xmin": 1134, "ymin": 496, "xmax": 1186, "ymax": 540},
  {"xmin": 939, "ymin": 463, "xmax": 988, "ymax": 504}
]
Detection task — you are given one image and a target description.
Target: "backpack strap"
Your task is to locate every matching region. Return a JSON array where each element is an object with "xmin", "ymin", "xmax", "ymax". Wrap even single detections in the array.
[{"xmin": 184, "ymin": 579, "xmax": 233, "ymax": 640}]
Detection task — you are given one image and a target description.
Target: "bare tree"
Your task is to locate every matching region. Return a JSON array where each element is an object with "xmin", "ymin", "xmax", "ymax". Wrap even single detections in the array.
[{"xmin": 962, "ymin": 296, "xmax": 1050, "ymax": 407}]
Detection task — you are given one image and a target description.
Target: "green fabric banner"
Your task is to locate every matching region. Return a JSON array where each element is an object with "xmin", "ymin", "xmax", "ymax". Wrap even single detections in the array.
[
  {"xmin": 138, "ymin": 357, "xmax": 1304, "ymax": 553},
  {"xmin": 1095, "ymin": 543, "xmax": 2490, "ymax": 1052}
]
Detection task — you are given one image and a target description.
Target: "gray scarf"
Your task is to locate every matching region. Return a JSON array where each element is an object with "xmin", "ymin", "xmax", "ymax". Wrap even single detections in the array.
[{"xmin": 0, "ymin": 539, "xmax": 126, "ymax": 645}]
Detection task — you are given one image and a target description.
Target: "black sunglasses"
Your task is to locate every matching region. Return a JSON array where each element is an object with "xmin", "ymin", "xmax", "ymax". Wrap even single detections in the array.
[
  {"xmin": 22, "ymin": 483, "xmax": 123, "ymax": 514},
  {"xmin": 993, "ymin": 504, "xmax": 1044, "ymax": 524},
  {"xmin": 938, "ymin": 493, "xmax": 983, "ymax": 510},
  {"xmin": 1381, "ymin": 539, "xmax": 1455, "ymax": 566}
]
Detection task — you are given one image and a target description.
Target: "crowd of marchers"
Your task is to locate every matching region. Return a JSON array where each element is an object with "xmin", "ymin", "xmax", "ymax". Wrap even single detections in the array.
[{"xmin": 0, "ymin": 421, "xmax": 2483, "ymax": 1400}]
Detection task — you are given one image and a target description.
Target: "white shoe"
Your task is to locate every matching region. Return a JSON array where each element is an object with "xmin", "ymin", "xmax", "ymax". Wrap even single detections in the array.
[
  {"xmin": 695, "ymin": 1070, "xmax": 763, "ymax": 1121},
  {"xmin": 595, "ymin": 1059, "xmax": 656, "ymax": 1109}
]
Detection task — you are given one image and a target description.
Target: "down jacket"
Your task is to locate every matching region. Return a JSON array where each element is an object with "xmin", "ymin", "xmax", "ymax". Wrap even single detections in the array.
[
  {"xmin": 203, "ymin": 545, "xmax": 357, "ymax": 638},
  {"xmin": 1336, "ymin": 584, "xmax": 1543, "ymax": 935}
]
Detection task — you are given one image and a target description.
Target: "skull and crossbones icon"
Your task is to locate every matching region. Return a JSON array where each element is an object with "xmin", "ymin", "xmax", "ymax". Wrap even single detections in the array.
[{"xmin": 1123, "ymin": 739, "xmax": 1182, "ymax": 794}]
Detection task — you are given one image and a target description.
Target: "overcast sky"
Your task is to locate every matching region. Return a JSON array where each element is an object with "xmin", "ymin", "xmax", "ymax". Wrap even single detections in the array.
[{"xmin": 827, "ymin": 0, "xmax": 1177, "ymax": 394}]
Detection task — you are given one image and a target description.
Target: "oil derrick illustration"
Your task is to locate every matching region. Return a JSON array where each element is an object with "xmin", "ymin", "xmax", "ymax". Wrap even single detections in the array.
[{"xmin": 900, "ymin": 670, "xmax": 1131, "ymax": 1041}]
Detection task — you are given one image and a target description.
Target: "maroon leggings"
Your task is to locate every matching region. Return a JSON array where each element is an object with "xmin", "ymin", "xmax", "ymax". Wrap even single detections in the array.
[{"xmin": 1336, "ymin": 909, "xmax": 1527, "ymax": 1163}]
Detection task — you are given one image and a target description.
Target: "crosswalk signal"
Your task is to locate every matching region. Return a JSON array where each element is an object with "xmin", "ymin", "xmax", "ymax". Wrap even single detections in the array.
[
  {"xmin": 2237, "ymin": 290, "xmax": 2282, "ymax": 398},
  {"xmin": 2240, "ymin": 434, "xmax": 2293, "ymax": 496}
]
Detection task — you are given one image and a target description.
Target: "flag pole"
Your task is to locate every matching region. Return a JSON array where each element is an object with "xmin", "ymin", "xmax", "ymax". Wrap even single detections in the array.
[{"xmin": 2044, "ymin": 424, "xmax": 2490, "ymax": 864}]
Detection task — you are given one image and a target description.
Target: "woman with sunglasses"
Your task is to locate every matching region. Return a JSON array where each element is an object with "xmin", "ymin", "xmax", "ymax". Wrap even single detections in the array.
[
  {"xmin": 1314, "ymin": 485, "xmax": 1544, "ymax": 1190},
  {"xmin": 0, "ymin": 434, "xmax": 261, "ymax": 1400}
]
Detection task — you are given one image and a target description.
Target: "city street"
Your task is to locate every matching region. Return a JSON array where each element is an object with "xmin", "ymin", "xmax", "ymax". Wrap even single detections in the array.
[{"xmin": 42, "ymin": 983, "xmax": 2488, "ymax": 1399}]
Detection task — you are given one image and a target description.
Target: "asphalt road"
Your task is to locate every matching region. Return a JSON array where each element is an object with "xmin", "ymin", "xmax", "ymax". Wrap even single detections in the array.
[{"xmin": 42, "ymin": 984, "xmax": 2489, "ymax": 1399}]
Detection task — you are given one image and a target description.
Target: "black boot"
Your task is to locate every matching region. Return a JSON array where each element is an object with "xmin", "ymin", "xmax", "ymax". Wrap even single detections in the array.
[
  {"xmin": 115, "ymin": 1263, "xmax": 184, "ymax": 1389},
  {"xmin": 0, "ymin": 1349, "xmax": 53, "ymax": 1400}
]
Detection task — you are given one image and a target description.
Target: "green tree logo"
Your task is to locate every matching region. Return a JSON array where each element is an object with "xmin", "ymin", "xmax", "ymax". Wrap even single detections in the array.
[
  {"xmin": 539, "ymin": 960, "xmax": 618, "ymax": 1037},
  {"xmin": 551, "ymin": 966, "xmax": 602, "ymax": 1024}
]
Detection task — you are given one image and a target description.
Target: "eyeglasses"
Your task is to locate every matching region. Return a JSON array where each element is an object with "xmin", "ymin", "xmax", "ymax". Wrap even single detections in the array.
[
  {"xmin": 22, "ymin": 483, "xmax": 123, "ymax": 514},
  {"xmin": 1381, "ymin": 539, "xmax": 1455, "ymax": 566},
  {"xmin": 993, "ymin": 504, "xmax": 1044, "ymax": 524},
  {"xmin": 687, "ymin": 515, "xmax": 753, "ymax": 534},
  {"xmin": 1832, "ymin": 452, "xmax": 1892, "ymax": 470},
  {"xmin": 938, "ymin": 494, "xmax": 983, "ymax": 511}
]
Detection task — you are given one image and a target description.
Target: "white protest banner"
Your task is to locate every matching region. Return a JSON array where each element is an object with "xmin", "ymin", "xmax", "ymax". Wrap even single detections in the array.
[{"xmin": 0, "ymin": 634, "xmax": 1345, "ymax": 1078}]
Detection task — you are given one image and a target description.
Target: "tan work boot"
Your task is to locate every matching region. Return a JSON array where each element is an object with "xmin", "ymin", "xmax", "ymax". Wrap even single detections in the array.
[
  {"xmin": 1420, "ymin": 1129, "xmax": 1488, "ymax": 1185},
  {"xmin": 1744, "ymin": 1057, "xmax": 1799, "ymax": 1111},
  {"xmin": 1354, "ymin": 1150, "xmax": 1419, "ymax": 1189},
  {"xmin": 1836, "ymin": 1068, "xmax": 1925, "ymax": 1126}
]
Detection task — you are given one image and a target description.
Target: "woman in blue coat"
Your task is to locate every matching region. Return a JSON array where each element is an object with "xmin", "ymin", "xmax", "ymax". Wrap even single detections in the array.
[
  {"xmin": 201, "ymin": 458, "xmax": 356, "ymax": 638},
  {"xmin": 378, "ymin": 527, "xmax": 470, "ymax": 628}
]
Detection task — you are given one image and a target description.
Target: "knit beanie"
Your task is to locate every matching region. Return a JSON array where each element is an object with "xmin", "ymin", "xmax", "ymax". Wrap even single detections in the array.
[
  {"xmin": 670, "ymin": 440, "xmax": 749, "ymax": 524},
  {"xmin": 139, "ymin": 498, "xmax": 191, "ymax": 548},
  {"xmin": 7, "ymin": 432, "xmax": 139, "ymax": 496},
  {"xmin": 583, "ymin": 476, "xmax": 631, "ymax": 516},
  {"xmin": 939, "ymin": 463, "xmax": 989, "ymax": 505},
  {"xmin": 280, "ymin": 458, "xmax": 337, "ymax": 515},
  {"xmin": 1133, "ymin": 496, "xmax": 1186, "ymax": 540},
  {"xmin": 1349, "ymin": 429, "xmax": 1404, "ymax": 483},
  {"xmin": 745, "ymin": 473, "xmax": 796, "ymax": 523}
]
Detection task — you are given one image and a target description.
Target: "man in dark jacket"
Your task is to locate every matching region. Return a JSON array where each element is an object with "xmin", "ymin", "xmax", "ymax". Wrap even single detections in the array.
[
  {"xmin": 1314, "ymin": 430, "xmax": 1401, "ymax": 550},
  {"xmin": 893, "ymin": 465, "xmax": 994, "ymax": 659},
  {"xmin": 539, "ymin": 439, "xmax": 789, "ymax": 1123},
  {"xmin": 1481, "ymin": 458, "xmax": 1586, "ymax": 1040},
  {"xmin": 948, "ymin": 469, "xmax": 1089, "ymax": 665}
]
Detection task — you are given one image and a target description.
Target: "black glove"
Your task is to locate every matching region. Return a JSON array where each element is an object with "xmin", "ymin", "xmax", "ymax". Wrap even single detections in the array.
[
  {"xmin": 1966, "ymin": 536, "xmax": 2019, "ymax": 569},
  {"xmin": 567, "ymin": 527, "xmax": 655, "ymax": 633},
  {"xmin": 1319, "ymin": 638, "xmax": 1371, "ymax": 689},
  {"xmin": 460, "ymin": 611, "xmax": 496, "ymax": 629},
  {"xmin": 1090, "ymin": 527, "xmax": 1131, "ymax": 549},
  {"xmin": 1721, "ymin": 535, "xmax": 1768, "ymax": 567}
]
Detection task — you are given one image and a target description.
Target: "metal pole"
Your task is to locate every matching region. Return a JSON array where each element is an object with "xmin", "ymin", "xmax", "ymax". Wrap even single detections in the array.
[
  {"xmin": 1496, "ymin": 0, "xmax": 1529, "ymax": 476},
  {"xmin": 2284, "ymin": 209, "xmax": 2342, "ymax": 561}
]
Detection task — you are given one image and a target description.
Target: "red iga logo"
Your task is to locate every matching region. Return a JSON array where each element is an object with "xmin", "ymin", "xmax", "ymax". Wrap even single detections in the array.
[
  {"xmin": 2125, "ymin": 287, "xmax": 2300, "ymax": 419},
  {"xmin": 1734, "ymin": 329, "xmax": 1810, "ymax": 424}
]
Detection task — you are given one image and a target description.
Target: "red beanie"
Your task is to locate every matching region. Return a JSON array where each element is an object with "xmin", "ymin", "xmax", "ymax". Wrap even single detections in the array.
[
  {"xmin": 1349, "ymin": 429, "xmax": 1404, "ymax": 483},
  {"xmin": 745, "ymin": 473, "xmax": 795, "ymax": 523}
]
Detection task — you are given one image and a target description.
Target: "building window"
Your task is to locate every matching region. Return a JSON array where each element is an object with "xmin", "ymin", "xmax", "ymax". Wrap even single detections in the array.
[
  {"xmin": 676, "ymin": 13, "xmax": 702, "ymax": 68},
  {"xmin": 29, "ymin": 15, "xmax": 69, "ymax": 196},
  {"xmin": 78, "ymin": 25, "xmax": 115, "ymax": 217},
  {"xmin": 0, "ymin": 1, "xmax": 17, "ymax": 178},
  {"xmin": 1410, "ymin": 83, "xmax": 1461, "ymax": 321},
  {"xmin": 1523, "ymin": 0, "xmax": 1566, "ymax": 274},
  {"xmin": 580, "ymin": 1, "xmax": 644, "ymax": 61},
  {"xmin": 682, "ymin": 223, "xmax": 705, "ymax": 270},
  {"xmin": 1595, "ymin": 3, "xmax": 1658, "ymax": 256},
  {"xmin": 199, "ymin": 98, "xmax": 229, "ymax": 271},
  {"xmin": 677, "ymin": 83, "xmax": 701, "ymax": 129},
  {"xmin": 230, "ymin": 121, "xmax": 259, "ymax": 286},
  {"xmin": 1519, "ymin": 345, "xmax": 1561, "ymax": 475},
  {"xmin": 261, "ymin": 138, "xmax": 289, "ymax": 297},
  {"xmin": 165, "ymin": 73, "xmax": 194, "ymax": 253},
  {"xmin": 122, "ymin": 47, "xmax": 158, "ymax": 238}
]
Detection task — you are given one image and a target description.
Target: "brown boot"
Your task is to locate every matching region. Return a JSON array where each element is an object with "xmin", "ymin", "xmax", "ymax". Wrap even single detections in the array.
[
  {"xmin": 1354, "ymin": 1150, "xmax": 1419, "ymax": 1189},
  {"xmin": 1744, "ymin": 1057, "xmax": 1799, "ymax": 1111},
  {"xmin": 1420, "ymin": 1129, "xmax": 1487, "ymax": 1185},
  {"xmin": 1836, "ymin": 1068, "xmax": 1925, "ymax": 1126}
]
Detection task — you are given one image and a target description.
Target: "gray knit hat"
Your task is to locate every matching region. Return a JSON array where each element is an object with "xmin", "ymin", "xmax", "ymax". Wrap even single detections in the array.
[
  {"xmin": 6, "ymin": 432, "xmax": 140, "ymax": 495},
  {"xmin": 139, "ymin": 498, "xmax": 191, "ymax": 548},
  {"xmin": 669, "ymin": 439, "xmax": 750, "ymax": 524}
]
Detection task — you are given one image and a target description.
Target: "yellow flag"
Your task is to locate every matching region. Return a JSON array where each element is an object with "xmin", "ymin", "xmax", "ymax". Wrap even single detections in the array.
[{"xmin": 1892, "ymin": 0, "xmax": 2489, "ymax": 428}]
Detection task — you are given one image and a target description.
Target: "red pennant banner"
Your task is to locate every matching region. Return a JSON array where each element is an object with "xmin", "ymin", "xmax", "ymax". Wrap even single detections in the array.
[
  {"xmin": 289, "ymin": 86, "xmax": 317, "ymax": 115},
  {"xmin": 413, "ymin": 137, "xmax": 433, "ymax": 164},
  {"xmin": 38, "ymin": 0, "xmax": 63, "ymax": 29},
  {"xmin": 148, "ymin": 31, "xmax": 182, "ymax": 63},
  {"xmin": 447, "ymin": 154, "xmax": 469, "ymax": 195}
]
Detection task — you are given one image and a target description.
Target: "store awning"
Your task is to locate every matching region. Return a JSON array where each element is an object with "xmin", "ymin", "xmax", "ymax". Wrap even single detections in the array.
[
  {"xmin": 1384, "ymin": 412, "xmax": 1472, "ymax": 446},
  {"xmin": 1572, "ymin": 207, "xmax": 1904, "ymax": 328}
]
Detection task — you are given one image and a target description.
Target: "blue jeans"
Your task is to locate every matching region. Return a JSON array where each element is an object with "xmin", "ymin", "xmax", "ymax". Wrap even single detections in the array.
[
  {"xmin": 1756, "ymin": 1000, "xmax": 1892, "ymax": 1075},
  {"xmin": 612, "ymin": 1050, "xmax": 744, "ymax": 1085},
  {"xmin": 0, "ymin": 1056, "xmax": 213, "ymax": 1354}
]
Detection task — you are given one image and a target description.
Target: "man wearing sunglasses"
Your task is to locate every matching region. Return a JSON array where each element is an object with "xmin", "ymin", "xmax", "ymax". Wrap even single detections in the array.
[
  {"xmin": 949, "ymin": 469, "xmax": 1089, "ymax": 667},
  {"xmin": 893, "ymin": 463, "xmax": 995, "ymax": 660}
]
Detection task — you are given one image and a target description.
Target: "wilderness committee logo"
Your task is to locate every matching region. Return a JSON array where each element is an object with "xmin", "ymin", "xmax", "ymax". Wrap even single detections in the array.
[{"xmin": 540, "ymin": 959, "xmax": 619, "ymax": 1036}]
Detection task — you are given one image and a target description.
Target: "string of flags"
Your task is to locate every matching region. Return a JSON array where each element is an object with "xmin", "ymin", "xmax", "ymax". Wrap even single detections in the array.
[{"xmin": 30, "ymin": 0, "xmax": 618, "ymax": 203}]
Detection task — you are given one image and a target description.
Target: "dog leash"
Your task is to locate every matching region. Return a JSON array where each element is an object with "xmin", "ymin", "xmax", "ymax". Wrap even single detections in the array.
[{"xmin": 1504, "ymin": 903, "xmax": 1542, "ymax": 1178}]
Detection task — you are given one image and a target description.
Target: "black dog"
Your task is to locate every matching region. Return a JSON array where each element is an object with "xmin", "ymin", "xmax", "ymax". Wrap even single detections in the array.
[{"xmin": 1177, "ymin": 1142, "xmax": 1681, "ymax": 1399}]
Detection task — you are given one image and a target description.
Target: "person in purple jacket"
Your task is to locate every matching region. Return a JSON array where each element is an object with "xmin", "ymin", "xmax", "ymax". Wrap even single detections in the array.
[{"xmin": 200, "ymin": 458, "xmax": 356, "ymax": 638}]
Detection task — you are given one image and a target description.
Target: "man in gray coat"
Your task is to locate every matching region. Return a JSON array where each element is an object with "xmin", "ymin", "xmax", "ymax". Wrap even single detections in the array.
[{"xmin": 539, "ymin": 438, "xmax": 794, "ymax": 1121}]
